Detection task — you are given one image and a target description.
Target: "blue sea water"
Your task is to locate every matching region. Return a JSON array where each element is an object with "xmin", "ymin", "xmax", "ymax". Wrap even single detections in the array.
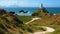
[
  {"xmin": 1, "ymin": 7, "xmax": 38, "ymax": 16},
  {"xmin": 0, "ymin": 7, "xmax": 60, "ymax": 16},
  {"xmin": 46, "ymin": 7, "xmax": 60, "ymax": 14}
]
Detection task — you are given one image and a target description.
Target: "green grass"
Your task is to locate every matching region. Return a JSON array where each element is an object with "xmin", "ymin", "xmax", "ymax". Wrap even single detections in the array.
[
  {"xmin": 0, "ymin": 10, "xmax": 60, "ymax": 34},
  {"xmin": 0, "ymin": 14, "xmax": 45, "ymax": 34},
  {"xmin": 17, "ymin": 16, "xmax": 35, "ymax": 23},
  {"xmin": 17, "ymin": 15, "xmax": 60, "ymax": 34}
]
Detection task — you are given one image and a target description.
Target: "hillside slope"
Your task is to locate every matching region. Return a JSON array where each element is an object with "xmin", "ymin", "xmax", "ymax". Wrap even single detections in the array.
[
  {"xmin": 32, "ymin": 8, "xmax": 53, "ymax": 17},
  {"xmin": 0, "ymin": 9, "xmax": 45, "ymax": 34},
  {"xmin": 0, "ymin": 9, "xmax": 24, "ymax": 34}
]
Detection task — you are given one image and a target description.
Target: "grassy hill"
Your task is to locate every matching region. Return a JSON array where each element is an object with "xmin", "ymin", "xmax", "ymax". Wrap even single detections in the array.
[
  {"xmin": 0, "ymin": 9, "xmax": 45, "ymax": 34},
  {"xmin": 0, "ymin": 9, "xmax": 24, "ymax": 34},
  {"xmin": 29, "ymin": 14, "xmax": 60, "ymax": 26},
  {"xmin": 20, "ymin": 7, "xmax": 60, "ymax": 34},
  {"xmin": 32, "ymin": 8, "xmax": 53, "ymax": 17},
  {"xmin": 0, "ymin": 8, "xmax": 60, "ymax": 34},
  {"xmin": 17, "ymin": 8, "xmax": 60, "ymax": 34},
  {"xmin": 17, "ymin": 7, "xmax": 60, "ymax": 34},
  {"xmin": 28, "ymin": 14, "xmax": 60, "ymax": 34}
]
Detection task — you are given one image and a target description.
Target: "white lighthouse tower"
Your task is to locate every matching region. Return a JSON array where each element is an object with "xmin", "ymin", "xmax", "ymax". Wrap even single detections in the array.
[{"xmin": 40, "ymin": 3, "xmax": 44, "ymax": 12}]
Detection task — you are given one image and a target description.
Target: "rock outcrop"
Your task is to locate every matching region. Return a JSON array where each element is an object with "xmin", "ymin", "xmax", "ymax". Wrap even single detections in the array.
[{"xmin": 32, "ymin": 8, "xmax": 52, "ymax": 17}]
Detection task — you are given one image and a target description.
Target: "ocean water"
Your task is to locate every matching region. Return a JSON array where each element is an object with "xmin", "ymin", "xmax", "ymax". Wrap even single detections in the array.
[
  {"xmin": 1, "ymin": 7, "xmax": 38, "ymax": 16},
  {"xmin": 1, "ymin": 7, "xmax": 60, "ymax": 16},
  {"xmin": 46, "ymin": 7, "xmax": 60, "ymax": 14}
]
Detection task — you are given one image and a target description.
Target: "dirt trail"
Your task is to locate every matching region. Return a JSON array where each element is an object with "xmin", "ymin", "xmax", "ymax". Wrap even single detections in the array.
[
  {"xmin": 30, "ymin": 26, "xmax": 55, "ymax": 34},
  {"xmin": 25, "ymin": 18, "xmax": 41, "ymax": 24},
  {"xmin": 25, "ymin": 18, "xmax": 55, "ymax": 34}
]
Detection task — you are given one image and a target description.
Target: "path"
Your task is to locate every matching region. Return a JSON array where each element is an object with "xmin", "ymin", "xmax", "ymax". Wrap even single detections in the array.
[
  {"xmin": 30, "ymin": 26, "xmax": 55, "ymax": 34},
  {"xmin": 25, "ymin": 18, "xmax": 41, "ymax": 24},
  {"xmin": 25, "ymin": 17, "xmax": 55, "ymax": 34}
]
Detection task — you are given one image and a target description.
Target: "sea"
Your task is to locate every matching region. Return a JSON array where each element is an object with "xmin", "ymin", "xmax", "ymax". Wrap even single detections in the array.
[{"xmin": 0, "ymin": 7, "xmax": 60, "ymax": 16}]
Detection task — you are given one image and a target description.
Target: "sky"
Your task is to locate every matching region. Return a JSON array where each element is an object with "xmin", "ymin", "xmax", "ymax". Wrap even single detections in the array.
[{"xmin": 0, "ymin": 0, "xmax": 60, "ymax": 7}]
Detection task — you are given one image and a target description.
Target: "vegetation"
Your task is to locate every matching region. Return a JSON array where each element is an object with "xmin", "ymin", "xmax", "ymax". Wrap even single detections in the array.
[
  {"xmin": 32, "ymin": 8, "xmax": 52, "ymax": 17},
  {"xmin": 17, "ymin": 16, "xmax": 34, "ymax": 23},
  {"xmin": 0, "ymin": 9, "xmax": 45, "ymax": 34},
  {"xmin": 0, "ymin": 7, "xmax": 60, "ymax": 34},
  {"xmin": 18, "ymin": 7, "xmax": 60, "ymax": 34},
  {"xmin": 29, "ymin": 14, "xmax": 60, "ymax": 34}
]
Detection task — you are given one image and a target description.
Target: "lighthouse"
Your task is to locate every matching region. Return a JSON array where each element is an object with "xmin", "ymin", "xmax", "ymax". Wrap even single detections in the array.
[
  {"xmin": 41, "ymin": 3, "xmax": 43, "ymax": 9},
  {"xmin": 40, "ymin": 3, "xmax": 44, "ymax": 12}
]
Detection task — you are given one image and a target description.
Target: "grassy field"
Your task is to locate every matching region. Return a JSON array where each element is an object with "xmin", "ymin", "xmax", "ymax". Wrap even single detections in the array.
[
  {"xmin": 1, "ymin": 8, "xmax": 60, "ymax": 34},
  {"xmin": 17, "ymin": 16, "xmax": 36, "ymax": 23},
  {"xmin": 17, "ymin": 14, "xmax": 60, "ymax": 34}
]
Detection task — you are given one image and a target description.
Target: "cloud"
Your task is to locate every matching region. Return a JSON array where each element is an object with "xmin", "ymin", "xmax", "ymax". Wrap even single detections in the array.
[
  {"xmin": 0, "ymin": 0, "xmax": 40, "ymax": 7},
  {"xmin": 16, "ymin": 0, "xmax": 40, "ymax": 7},
  {"xmin": 0, "ymin": 0, "xmax": 18, "ymax": 7},
  {"xmin": 0, "ymin": 0, "xmax": 60, "ymax": 7}
]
